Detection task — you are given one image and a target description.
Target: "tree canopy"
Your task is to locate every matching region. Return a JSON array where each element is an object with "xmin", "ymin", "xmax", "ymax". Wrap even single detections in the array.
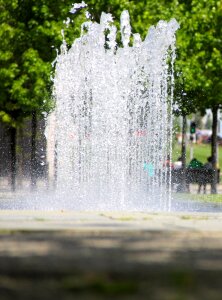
[
  {"xmin": 174, "ymin": 0, "xmax": 222, "ymax": 114},
  {"xmin": 1, "ymin": 0, "xmax": 222, "ymax": 123},
  {"xmin": 0, "ymin": 0, "xmax": 79, "ymax": 126}
]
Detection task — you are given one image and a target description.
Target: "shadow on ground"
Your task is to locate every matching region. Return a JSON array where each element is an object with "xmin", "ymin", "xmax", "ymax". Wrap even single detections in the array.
[{"xmin": 1, "ymin": 228, "xmax": 222, "ymax": 299}]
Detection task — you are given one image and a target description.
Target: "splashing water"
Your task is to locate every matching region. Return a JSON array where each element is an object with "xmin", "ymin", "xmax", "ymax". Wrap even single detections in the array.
[{"xmin": 49, "ymin": 10, "xmax": 179, "ymax": 211}]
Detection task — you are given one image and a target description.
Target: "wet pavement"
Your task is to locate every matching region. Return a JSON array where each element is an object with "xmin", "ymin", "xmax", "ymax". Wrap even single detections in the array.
[{"xmin": 1, "ymin": 187, "xmax": 222, "ymax": 213}]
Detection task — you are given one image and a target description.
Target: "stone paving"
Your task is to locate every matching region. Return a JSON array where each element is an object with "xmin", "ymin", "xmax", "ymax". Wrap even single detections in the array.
[{"xmin": 0, "ymin": 210, "xmax": 222, "ymax": 299}]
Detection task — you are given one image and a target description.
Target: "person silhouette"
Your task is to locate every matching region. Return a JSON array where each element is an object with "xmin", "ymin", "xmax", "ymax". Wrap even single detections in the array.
[{"xmin": 198, "ymin": 156, "xmax": 213, "ymax": 194}]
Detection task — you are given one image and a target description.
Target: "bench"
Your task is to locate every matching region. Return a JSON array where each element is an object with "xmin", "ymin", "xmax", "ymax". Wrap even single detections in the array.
[{"xmin": 171, "ymin": 168, "xmax": 220, "ymax": 185}]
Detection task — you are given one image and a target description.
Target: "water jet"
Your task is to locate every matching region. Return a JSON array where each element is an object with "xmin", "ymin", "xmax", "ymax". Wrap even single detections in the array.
[{"xmin": 47, "ymin": 9, "xmax": 179, "ymax": 211}]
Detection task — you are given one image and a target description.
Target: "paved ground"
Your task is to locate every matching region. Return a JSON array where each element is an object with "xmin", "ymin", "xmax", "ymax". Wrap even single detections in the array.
[{"xmin": 1, "ymin": 210, "xmax": 222, "ymax": 299}]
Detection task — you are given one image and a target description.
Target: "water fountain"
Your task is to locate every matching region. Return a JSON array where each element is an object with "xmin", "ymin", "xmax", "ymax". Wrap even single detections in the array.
[
  {"xmin": 0, "ymin": 7, "xmax": 221, "ymax": 213},
  {"xmin": 47, "ymin": 8, "xmax": 179, "ymax": 211}
]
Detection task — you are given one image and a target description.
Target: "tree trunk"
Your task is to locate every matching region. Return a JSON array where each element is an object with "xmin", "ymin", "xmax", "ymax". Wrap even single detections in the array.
[
  {"xmin": 17, "ymin": 127, "xmax": 24, "ymax": 187},
  {"xmin": 31, "ymin": 111, "xmax": 37, "ymax": 189},
  {"xmin": 211, "ymin": 106, "xmax": 218, "ymax": 194},
  {"xmin": 180, "ymin": 114, "xmax": 187, "ymax": 192},
  {"xmin": 9, "ymin": 127, "xmax": 16, "ymax": 191}
]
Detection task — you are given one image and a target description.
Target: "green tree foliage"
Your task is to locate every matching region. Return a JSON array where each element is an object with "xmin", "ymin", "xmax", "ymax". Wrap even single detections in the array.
[
  {"xmin": 1, "ymin": 0, "xmax": 222, "ymax": 122},
  {"xmin": 0, "ymin": 0, "xmax": 84, "ymax": 126},
  {"xmin": 175, "ymin": 0, "xmax": 222, "ymax": 112}
]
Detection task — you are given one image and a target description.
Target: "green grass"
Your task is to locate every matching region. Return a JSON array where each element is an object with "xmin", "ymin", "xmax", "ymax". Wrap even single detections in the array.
[
  {"xmin": 61, "ymin": 276, "xmax": 138, "ymax": 295},
  {"xmin": 172, "ymin": 143, "xmax": 222, "ymax": 168},
  {"xmin": 175, "ymin": 193, "xmax": 222, "ymax": 203}
]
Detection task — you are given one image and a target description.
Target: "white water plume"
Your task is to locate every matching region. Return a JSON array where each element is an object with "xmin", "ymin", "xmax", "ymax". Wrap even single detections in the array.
[{"xmin": 49, "ymin": 10, "xmax": 179, "ymax": 211}]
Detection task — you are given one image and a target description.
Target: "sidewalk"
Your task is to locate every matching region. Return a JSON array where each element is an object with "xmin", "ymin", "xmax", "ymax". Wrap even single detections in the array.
[{"xmin": 1, "ymin": 211, "xmax": 222, "ymax": 299}]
